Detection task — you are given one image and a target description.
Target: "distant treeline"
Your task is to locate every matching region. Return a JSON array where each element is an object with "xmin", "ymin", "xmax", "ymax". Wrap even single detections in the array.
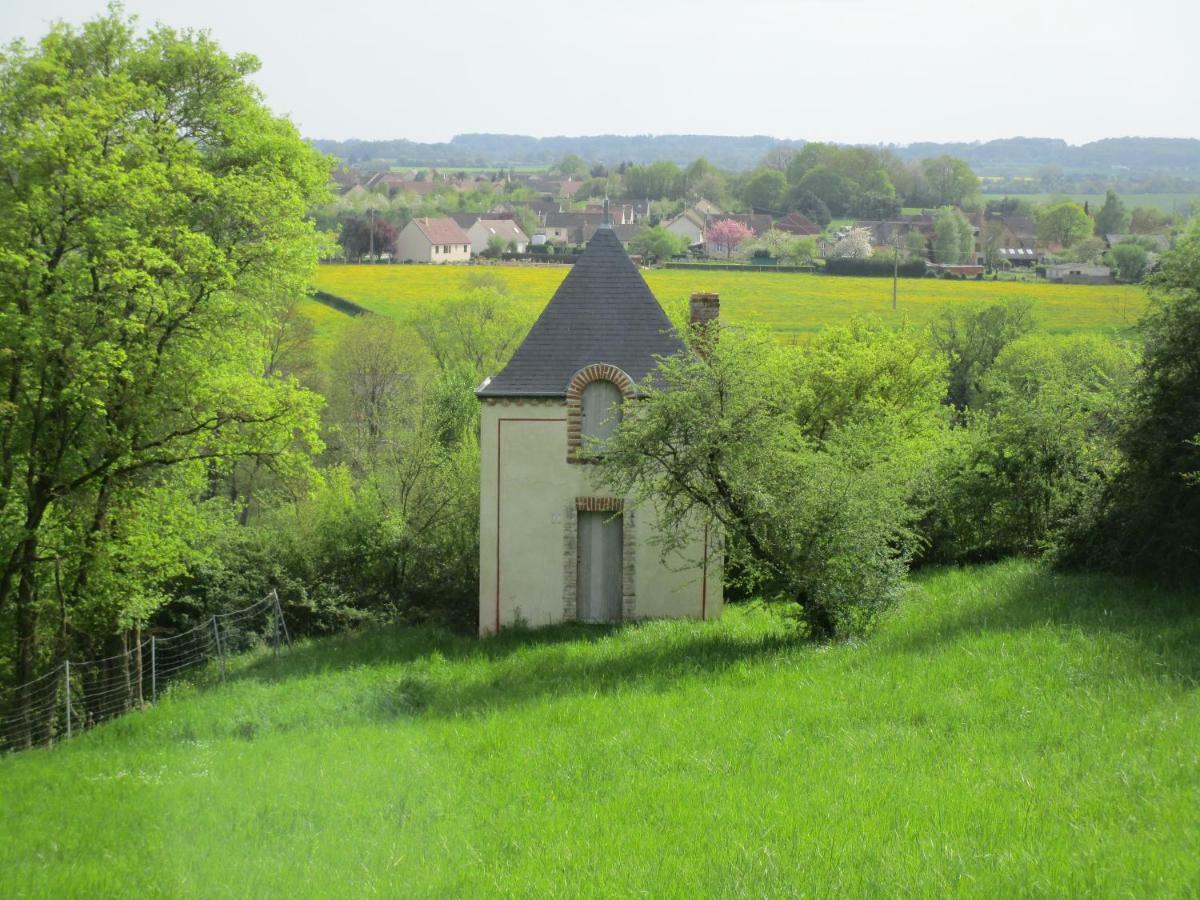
[{"xmin": 309, "ymin": 134, "xmax": 1200, "ymax": 174}]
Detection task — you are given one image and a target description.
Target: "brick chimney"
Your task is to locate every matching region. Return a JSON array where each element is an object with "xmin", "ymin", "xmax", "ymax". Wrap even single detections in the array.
[
  {"xmin": 689, "ymin": 292, "xmax": 719, "ymax": 357},
  {"xmin": 689, "ymin": 292, "xmax": 720, "ymax": 328}
]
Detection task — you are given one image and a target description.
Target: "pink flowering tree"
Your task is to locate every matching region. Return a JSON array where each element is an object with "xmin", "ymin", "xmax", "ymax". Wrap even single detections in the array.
[{"xmin": 706, "ymin": 218, "xmax": 754, "ymax": 259}]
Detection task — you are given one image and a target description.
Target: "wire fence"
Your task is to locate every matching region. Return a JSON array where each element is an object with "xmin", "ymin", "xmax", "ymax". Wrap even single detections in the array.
[{"xmin": 0, "ymin": 590, "xmax": 291, "ymax": 754}]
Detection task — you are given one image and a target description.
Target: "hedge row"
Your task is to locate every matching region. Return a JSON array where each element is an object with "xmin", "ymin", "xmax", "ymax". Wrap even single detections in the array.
[{"xmin": 824, "ymin": 258, "xmax": 927, "ymax": 278}]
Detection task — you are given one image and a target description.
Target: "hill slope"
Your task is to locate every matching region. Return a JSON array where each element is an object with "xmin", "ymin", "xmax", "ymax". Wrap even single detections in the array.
[{"xmin": 1, "ymin": 562, "xmax": 1197, "ymax": 895}]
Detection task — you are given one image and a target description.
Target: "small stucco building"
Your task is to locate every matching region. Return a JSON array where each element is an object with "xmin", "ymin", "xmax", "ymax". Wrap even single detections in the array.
[
  {"xmin": 466, "ymin": 218, "xmax": 529, "ymax": 255},
  {"xmin": 475, "ymin": 227, "xmax": 722, "ymax": 634},
  {"xmin": 395, "ymin": 217, "xmax": 472, "ymax": 263}
]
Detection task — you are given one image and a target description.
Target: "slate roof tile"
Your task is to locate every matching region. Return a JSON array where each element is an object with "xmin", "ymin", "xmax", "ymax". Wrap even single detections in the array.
[{"xmin": 477, "ymin": 228, "xmax": 684, "ymax": 398}]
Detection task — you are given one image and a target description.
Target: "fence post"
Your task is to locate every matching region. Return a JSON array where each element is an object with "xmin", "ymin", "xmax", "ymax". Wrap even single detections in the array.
[
  {"xmin": 150, "ymin": 636, "xmax": 157, "ymax": 704},
  {"xmin": 212, "ymin": 617, "xmax": 226, "ymax": 682},
  {"xmin": 64, "ymin": 660, "xmax": 71, "ymax": 740},
  {"xmin": 272, "ymin": 590, "xmax": 292, "ymax": 650}
]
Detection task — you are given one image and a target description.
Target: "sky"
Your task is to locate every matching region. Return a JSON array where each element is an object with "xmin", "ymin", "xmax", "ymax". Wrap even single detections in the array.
[{"xmin": 4, "ymin": 0, "xmax": 1198, "ymax": 146}]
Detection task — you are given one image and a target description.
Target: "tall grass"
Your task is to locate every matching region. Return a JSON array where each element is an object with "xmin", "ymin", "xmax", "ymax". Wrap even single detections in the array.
[{"xmin": 1, "ymin": 562, "xmax": 1196, "ymax": 895}]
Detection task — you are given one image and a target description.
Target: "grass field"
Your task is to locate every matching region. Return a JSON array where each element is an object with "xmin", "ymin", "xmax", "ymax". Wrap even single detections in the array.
[
  {"xmin": 307, "ymin": 264, "xmax": 1149, "ymax": 355},
  {"xmin": 1, "ymin": 562, "xmax": 1196, "ymax": 895}
]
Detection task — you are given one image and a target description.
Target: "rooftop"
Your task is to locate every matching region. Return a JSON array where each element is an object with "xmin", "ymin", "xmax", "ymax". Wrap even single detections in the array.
[{"xmin": 477, "ymin": 228, "xmax": 684, "ymax": 398}]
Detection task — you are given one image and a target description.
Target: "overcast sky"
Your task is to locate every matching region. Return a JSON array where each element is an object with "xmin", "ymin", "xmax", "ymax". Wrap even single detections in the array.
[{"xmin": 5, "ymin": 0, "xmax": 1197, "ymax": 146}]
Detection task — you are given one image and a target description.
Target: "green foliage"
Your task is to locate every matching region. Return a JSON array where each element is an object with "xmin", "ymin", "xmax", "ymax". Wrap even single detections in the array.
[
  {"xmin": 739, "ymin": 168, "xmax": 787, "ymax": 210},
  {"xmin": 1109, "ymin": 242, "xmax": 1149, "ymax": 281},
  {"xmin": 932, "ymin": 206, "xmax": 975, "ymax": 264},
  {"xmin": 597, "ymin": 322, "xmax": 946, "ymax": 638},
  {"xmin": 628, "ymin": 225, "xmax": 688, "ymax": 262},
  {"xmin": 920, "ymin": 156, "xmax": 981, "ymax": 207},
  {"xmin": 0, "ymin": 11, "xmax": 329, "ymax": 685},
  {"xmin": 1094, "ymin": 189, "xmax": 1131, "ymax": 235},
  {"xmin": 823, "ymin": 257, "xmax": 927, "ymax": 277},
  {"xmin": 1036, "ymin": 201, "xmax": 1093, "ymax": 247},
  {"xmin": 623, "ymin": 161, "xmax": 683, "ymax": 200},
  {"xmin": 1069, "ymin": 219, "xmax": 1200, "ymax": 579},
  {"xmin": 928, "ymin": 301, "xmax": 1036, "ymax": 412},
  {"xmin": 923, "ymin": 334, "xmax": 1135, "ymax": 562}
]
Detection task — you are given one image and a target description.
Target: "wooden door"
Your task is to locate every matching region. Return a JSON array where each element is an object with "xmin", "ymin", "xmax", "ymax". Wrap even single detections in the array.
[{"xmin": 577, "ymin": 511, "xmax": 623, "ymax": 623}]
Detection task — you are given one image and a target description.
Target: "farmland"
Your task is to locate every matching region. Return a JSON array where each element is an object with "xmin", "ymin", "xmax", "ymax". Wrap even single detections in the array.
[
  {"xmin": 2, "ymin": 562, "xmax": 1197, "ymax": 895},
  {"xmin": 306, "ymin": 264, "xmax": 1149, "ymax": 354}
]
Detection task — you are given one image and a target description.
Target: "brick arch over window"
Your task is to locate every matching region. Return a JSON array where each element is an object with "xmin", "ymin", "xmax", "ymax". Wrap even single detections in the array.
[{"xmin": 565, "ymin": 364, "xmax": 636, "ymax": 462}]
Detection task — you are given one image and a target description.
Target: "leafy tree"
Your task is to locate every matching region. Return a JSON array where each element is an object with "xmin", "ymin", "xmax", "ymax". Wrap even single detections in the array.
[
  {"xmin": 555, "ymin": 154, "xmax": 588, "ymax": 177},
  {"xmin": 1064, "ymin": 236, "xmax": 1108, "ymax": 264},
  {"xmin": 924, "ymin": 334, "xmax": 1134, "ymax": 562},
  {"xmin": 596, "ymin": 322, "xmax": 946, "ymax": 638},
  {"xmin": 785, "ymin": 189, "xmax": 832, "ymax": 227},
  {"xmin": 921, "ymin": 156, "xmax": 980, "ymax": 207},
  {"xmin": 795, "ymin": 166, "xmax": 859, "ymax": 217},
  {"xmin": 928, "ymin": 301, "xmax": 1036, "ymax": 412},
  {"xmin": 740, "ymin": 168, "xmax": 787, "ymax": 211},
  {"xmin": 1036, "ymin": 201, "xmax": 1093, "ymax": 248},
  {"xmin": 706, "ymin": 219, "xmax": 754, "ymax": 258},
  {"xmin": 932, "ymin": 207, "xmax": 974, "ymax": 264},
  {"xmin": 1093, "ymin": 189, "xmax": 1131, "ymax": 235},
  {"xmin": 830, "ymin": 227, "xmax": 873, "ymax": 259},
  {"xmin": 1109, "ymin": 242, "xmax": 1149, "ymax": 281},
  {"xmin": 0, "ymin": 13, "xmax": 329, "ymax": 691},
  {"xmin": 340, "ymin": 216, "xmax": 398, "ymax": 259},
  {"xmin": 623, "ymin": 161, "xmax": 683, "ymax": 200},
  {"xmin": 980, "ymin": 219, "xmax": 1009, "ymax": 269},
  {"xmin": 1130, "ymin": 206, "xmax": 1173, "ymax": 234},
  {"xmin": 629, "ymin": 226, "xmax": 688, "ymax": 262},
  {"xmin": 1071, "ymin": 220, "xmax": 1200, "ymax": 578}
]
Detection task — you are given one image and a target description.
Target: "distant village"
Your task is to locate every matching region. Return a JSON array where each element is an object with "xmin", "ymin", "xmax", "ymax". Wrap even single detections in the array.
[{"xmin": 324, "ymin": 157, "xmax": 1180, "ymax": 285}]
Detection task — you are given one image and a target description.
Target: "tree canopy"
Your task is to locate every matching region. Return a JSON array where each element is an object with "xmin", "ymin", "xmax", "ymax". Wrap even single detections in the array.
[{"xmin": 0, "ymin": 12, "xmax": 330, "ymax": 690}]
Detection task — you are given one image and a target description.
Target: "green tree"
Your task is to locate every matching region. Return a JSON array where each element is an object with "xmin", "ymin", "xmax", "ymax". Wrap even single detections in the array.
[
  {"xmin": 0, "ymin": 13, "xmax": 329, "ymax": 693},
  {"xmin": 1109, "ymin": 242, "xmax": 1149, "ymax": 281},
  {"xmin": 740, "ymin": 168, "xmax": 787, "ymax": 211},
  {"xmin": 795, "ymin": 166, "xmax": 859, "ymax": 217},
  {"xmin": 596, "ymin": 322, "xmax": 946, "ymax": 638},
  {"xmin": 555, "ymin": 154, "xmax": 588, "ymax": 177},
  {"xmin": 1071, "ymin": 220, "xmax": 1200, "ymax": 578},
  {"xmin": 932, "ymin": 207, "xmax": 974, "ymax": 264},
  {"xmin": 1093, "ymin": 189, "xmax": 1131, "ymax": 236},
  {"xmin": 928, "ymin": 301, "xmax": 1036, "ymax": 412},
  {"xmin": 925, "ymin": 334, "xmax": 1134, "ymax": 562},
  {"xmin": 1036, "ymin": 202, "xmax": 1093, "ymax": 248},
  {"xmin": 623, "ymin": 161, "xmax": 683, "ymax": 200},
  {"xmin": 921, "ymin": 156, "xmax": 980, "ymax": 207},
  {"xmin": 628, "ymin": 226, "xmax": 688, "ymax": 262},
  {"xmin": 1130, "ymin": 206, "xmax": 1173, "ymax": 234}
]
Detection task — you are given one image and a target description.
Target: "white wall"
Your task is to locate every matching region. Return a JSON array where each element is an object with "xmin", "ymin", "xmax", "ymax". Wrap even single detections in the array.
[
  {"xmin": 395, "ymin": 221, "xmax": 433, "ymax": 263},
  {"xmin": 479, "ymin": 398, "xmax": 721, "ymax": 635}
]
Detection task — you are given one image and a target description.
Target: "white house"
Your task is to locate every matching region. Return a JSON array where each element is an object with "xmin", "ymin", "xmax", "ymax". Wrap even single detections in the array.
[
  {"xmin": 475, "ymin": 227, "xmax": 722, "ymax": 634},
  {"xmin": 395, "ymin": 217, "xmax": 471, "ymax": 263},
  {"xmin": 664, "ymin": 208, "xmax": 706, "ymax": 246},
  {"xmin": 467, "ymin": 218, "xmax": 529, "ymax": 255}
]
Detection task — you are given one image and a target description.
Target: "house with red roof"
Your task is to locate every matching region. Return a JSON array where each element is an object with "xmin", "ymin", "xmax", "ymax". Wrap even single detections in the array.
[{"xmin": 395, "ymin": 217, "xmax": 472, "ymax": 263}]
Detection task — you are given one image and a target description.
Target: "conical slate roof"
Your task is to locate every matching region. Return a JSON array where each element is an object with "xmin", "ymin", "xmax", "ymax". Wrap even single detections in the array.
[{"xmin": 477, "ymin": 228, "xmax": 684, "ymax": 398}]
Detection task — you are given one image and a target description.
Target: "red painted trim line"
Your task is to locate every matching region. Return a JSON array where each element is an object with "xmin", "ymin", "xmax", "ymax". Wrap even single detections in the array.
[{"xmin": 495, "ymin": 417, "xmax": 566, "ymax": 633}]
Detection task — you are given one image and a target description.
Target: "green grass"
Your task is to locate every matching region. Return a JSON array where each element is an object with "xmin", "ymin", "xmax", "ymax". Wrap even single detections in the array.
[
  {"xmin": 2, "ymin": 562, "xmax": 1197, "ymax": 895},
  {"xmin": 307, "ymin": 264, "xmax": 1148, "ymax": 355}
]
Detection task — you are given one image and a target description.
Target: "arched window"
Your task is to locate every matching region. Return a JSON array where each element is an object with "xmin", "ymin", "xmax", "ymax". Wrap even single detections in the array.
[{"xmin": 581, "ymin": 379, "xmax": 623, "ymax": 444}]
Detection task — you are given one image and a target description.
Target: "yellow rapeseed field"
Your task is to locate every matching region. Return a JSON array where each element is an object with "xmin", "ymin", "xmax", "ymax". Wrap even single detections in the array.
[{"xmin": 306, "ymin": 263, "xmax": 1148, "ymax": 351}]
